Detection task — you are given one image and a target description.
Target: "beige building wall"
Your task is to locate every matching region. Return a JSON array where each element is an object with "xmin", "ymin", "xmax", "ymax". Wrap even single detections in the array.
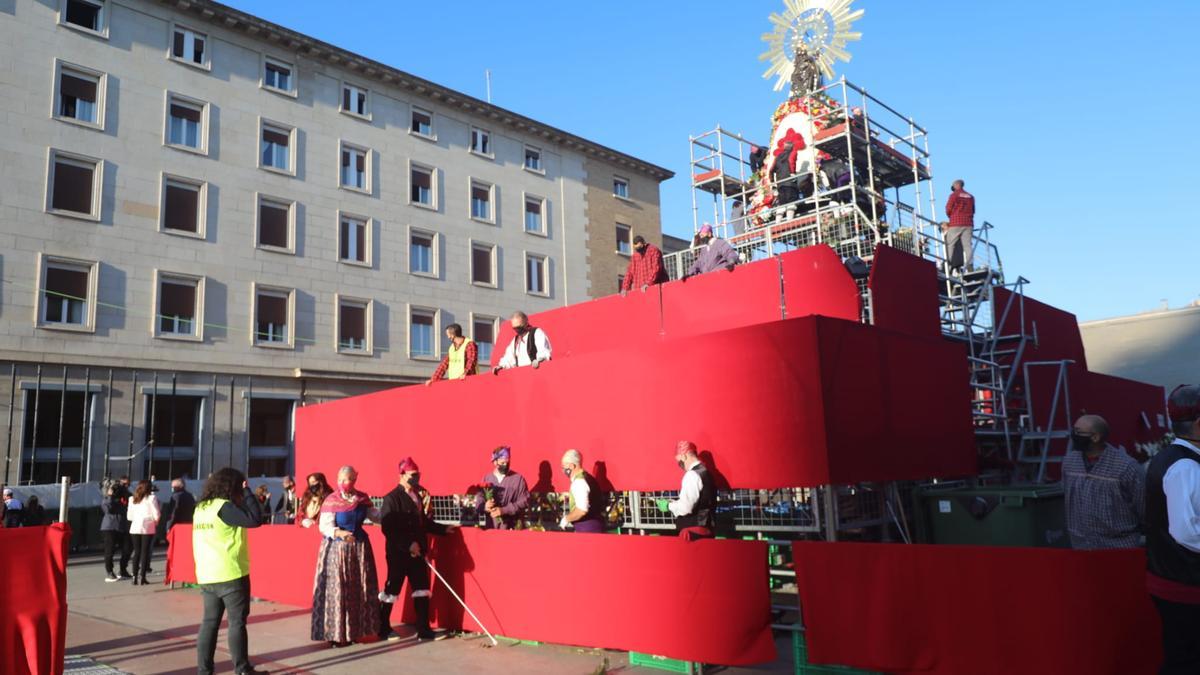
[
  {"xmin": 582, "ymin": 158, "xmax": 665, "ymax": 297},
  {"xmin": 0, "ymin": 0, "xmax": 672, "ymax": 482}
]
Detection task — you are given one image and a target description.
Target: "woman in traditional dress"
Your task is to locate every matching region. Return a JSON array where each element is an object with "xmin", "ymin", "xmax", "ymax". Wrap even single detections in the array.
[
  {"xmin": 297, "ymin": 472, "xmax": 332, "ymax": 527},
  {"xmin": 310, "ymin": 465, "xmax": 381, "ymax": 647}
]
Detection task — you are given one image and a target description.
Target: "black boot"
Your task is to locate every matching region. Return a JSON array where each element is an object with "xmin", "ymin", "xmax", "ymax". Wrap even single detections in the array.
[
  {"xmin": 378, "ymin": 602, "xmax": 396, "ymax": 640},
  {"xmin": 414, "ymin": 597, "xmax": 436, "ymax": 641}
]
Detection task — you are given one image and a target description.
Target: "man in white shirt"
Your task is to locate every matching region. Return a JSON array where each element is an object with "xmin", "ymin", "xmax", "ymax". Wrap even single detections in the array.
[
  {"xmin": 1146, "ymin": 385, "xmax": 1200, "ymax": 674},
  {"xmin": 559, "ymin": 449, "xmax": 604, "ymax": 534},
  {"xmin": 666, "ymin": 441, "xmax": 717, "ymax": 540},
  {"xmin": 493, "ymin": 311, "xmax": 552, "ymax": 373}
]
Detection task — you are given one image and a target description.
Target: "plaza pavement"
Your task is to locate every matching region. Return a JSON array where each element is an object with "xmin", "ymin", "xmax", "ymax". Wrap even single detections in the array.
[{"xmin": 64, "ymin": 551, "xmax": 793, "ymax": 674}]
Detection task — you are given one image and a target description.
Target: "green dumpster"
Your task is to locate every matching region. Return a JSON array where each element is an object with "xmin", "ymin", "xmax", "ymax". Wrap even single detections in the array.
[{"xmin": 915, "ymin": 484, "xmax": 1067, "ymax": 548}]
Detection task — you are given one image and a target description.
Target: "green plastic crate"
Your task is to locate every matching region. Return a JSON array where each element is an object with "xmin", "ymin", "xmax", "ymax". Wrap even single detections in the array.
[
  {"xmin": 793, "ymin": 633, "xmax": 878, "ymax": 675},
  {"xmin": 629, "ymin": 651, "xmax": 696, "ymax": 673}
]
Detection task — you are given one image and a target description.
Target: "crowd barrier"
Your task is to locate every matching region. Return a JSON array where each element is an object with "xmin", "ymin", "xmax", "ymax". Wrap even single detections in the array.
[
  {"xmin": 793, "ymin": 541, "xmax": 1160, "ymax": 675},
  {"xmin": 167, "ymin": 525, "xmax": 776, "ymax": 665},
  {"xmin": 1, "ymin": 524, "xmax": 70, "ymax": 675}
]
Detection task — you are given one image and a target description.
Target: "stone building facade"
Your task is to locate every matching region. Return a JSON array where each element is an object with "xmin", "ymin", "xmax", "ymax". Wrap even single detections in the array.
[{"xmin": 0, "ymin": 0, "xmax": 671, "ymax": 483}]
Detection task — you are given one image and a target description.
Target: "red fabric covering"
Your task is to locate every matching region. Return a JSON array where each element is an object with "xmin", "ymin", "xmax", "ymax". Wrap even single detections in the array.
[
  {"xmin": 296, "ymin": 316, "xmax": 976, "ymax": 495},
  {"xmin": 493, "ymin": 245, "xmax": 860, "ymax": 360},
  {"xmin": 992, "ymin": 288, "xmax": 1088, "ymax": 370},
  {"xmin": 867, "ymin": 244, "xmax": 942, "ymax": 339},
  {"xmin": 778, "ymin": 244, "xmax": 862, "ymax": 323},
  {"xmin": 793, "ymin": 542, "xmax": 1161, "ymax": 675},
  {"xmin": 1079, "ymin": 371, "xmax": 1167, "ymax": 448},
  {"xmin": 168, "ymin": 525, "xmax": 776, "ymax": 666},
  {"xmin": 1, "ymin": 524, "xmax": 69, "ymax": 675}
]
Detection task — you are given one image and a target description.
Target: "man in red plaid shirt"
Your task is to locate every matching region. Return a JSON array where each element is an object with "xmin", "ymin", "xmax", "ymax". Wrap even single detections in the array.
[
  {"xmin": 426, "ymin": 323, "xmax": 477, "ymax": 385},
  {"xmin": 620, "ymin": 235, "xmax": 668, "ymax": 296},
  {"xmin": 942, "ymin": 179, "xmax": 975, "ymax": 271}
]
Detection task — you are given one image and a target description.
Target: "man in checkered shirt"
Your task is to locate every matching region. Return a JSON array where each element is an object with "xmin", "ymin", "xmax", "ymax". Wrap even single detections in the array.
[{"xmin": 1062, "ymin": 414, "xmax": 1146, "ymax": 549}]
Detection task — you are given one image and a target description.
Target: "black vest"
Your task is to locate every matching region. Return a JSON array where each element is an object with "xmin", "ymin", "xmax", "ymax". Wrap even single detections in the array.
[
  {"xmin": 674, "ymin": 463, "xmax": 717, "ymax": 531},
  {"xmin": 1146, "ymin": 442, "xmax": 1200, "ymax": 586},
  {"xmin": 519, "ymin": 327, "xmax": 542, "ymax": 363}
]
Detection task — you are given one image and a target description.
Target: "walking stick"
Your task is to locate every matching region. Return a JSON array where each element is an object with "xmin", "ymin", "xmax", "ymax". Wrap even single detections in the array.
[{"xmin": 425, "ymin": 559, "xmax": 500, "ymax": 646}]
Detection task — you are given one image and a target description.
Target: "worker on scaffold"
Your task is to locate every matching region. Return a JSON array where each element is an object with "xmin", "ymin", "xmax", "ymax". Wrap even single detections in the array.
[{"xmin": 943, "ymin": 179, "xmax": 975, "ymax": 272}]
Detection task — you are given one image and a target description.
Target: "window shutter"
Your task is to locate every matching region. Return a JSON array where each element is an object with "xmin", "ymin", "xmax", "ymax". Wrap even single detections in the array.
[
  {"xmin": 60, "ymin": 73, "xmax": 97, "ymax": 102},
  {"xmin": 165, "ymin": 184, "xmax": 199, "ymax": 232},
  {"xmin": 46, "ymin": 267, "xmax": 89, "ymax": 299},
  {"xmin": 52, "ymin": 160, "xmax": 94, "ymax": 214}
]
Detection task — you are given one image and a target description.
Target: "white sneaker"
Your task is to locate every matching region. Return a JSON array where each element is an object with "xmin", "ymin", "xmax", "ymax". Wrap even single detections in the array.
[{"xmin": 105, "ymin": 575, "xmax": 119, "ymax": 583}]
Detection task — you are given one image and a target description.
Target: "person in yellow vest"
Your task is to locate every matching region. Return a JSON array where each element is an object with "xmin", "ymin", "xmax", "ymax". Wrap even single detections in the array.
[
  {"xmin": 425, "ymin": 323, "xmax": 477, "ymax": 385},
  {"xmin": 193, "ymin": 467, "xmax": 266, "ymax": 675}
]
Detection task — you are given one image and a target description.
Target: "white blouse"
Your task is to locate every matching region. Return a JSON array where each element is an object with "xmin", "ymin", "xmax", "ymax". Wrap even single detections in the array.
[{"xmin": 127, "ymin": 494, "xmax": 161, "ymax": 535}]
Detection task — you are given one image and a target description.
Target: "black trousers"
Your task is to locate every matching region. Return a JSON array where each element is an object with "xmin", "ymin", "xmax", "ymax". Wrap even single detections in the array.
[
  {"xmin": 101, "ymin": 529, "xmax": 132, "ymax": 575},
  {"xmin": 130, "ymin": 534, "xmax": 153, "ymax": 577},
  {"xmin": 1153, "ymin": 596, "xmax": 1200, "ymax": 674},
  {"xmin": 383, "ymin": 550, "xmax": 430, "ymax": 598},
  {"xmin": 197, "ymin": 575, "xmax": 251, "ymax": 675}
]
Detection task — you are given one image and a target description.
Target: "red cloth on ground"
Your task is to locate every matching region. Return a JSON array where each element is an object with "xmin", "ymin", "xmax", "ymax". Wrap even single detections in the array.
[
  {"xmin": 1, "ymin": 524, "xmax": 69, "ymax": 675},
  {"xmin": 793, "ymin": 542, "xmax": 1161, "ymax": 675},
  {"xmin": 168, "ymin": 525, "xmax": 776, "ymax": 665}
]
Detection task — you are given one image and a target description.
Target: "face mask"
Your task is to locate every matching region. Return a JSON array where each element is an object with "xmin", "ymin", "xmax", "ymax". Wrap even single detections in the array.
[
  {"xmin": 338, "ymin": 479, "xmax": 356, "ymax": 493},
  {"xmin": 1070, "ymin": 433, "xmax": 1092, "ymax": 452},
  {"xmin": 677, "ymin": 460, "xmax": 686, "ymax": 470},
  {"xmin": 562, "ymin": 466, "xmax": 573, "ymax": 478},
  {"xmin": 408, "ymin": 473, "xmax": 421, "ymax": 487},
  {"xmin": 496, "ymin": 464, "xmax": 509, "ymax": 475},
  {"xmin": 514, "ymin": 325, "xmax": 527, "ymax": 335}
]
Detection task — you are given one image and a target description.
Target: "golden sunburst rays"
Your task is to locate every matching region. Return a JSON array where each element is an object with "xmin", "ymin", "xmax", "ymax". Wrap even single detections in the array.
[{"xmin": 759, "ymin": 0, "xmax": 864, "ymax": 91}]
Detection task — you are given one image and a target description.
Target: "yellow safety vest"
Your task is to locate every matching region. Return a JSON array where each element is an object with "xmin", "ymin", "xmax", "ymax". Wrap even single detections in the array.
[
  {"xmin": 446, "ymin": 338, "xmax": 474, "ymax": 379},
  {"xmin": 192, "ymin": 498, "xmax": 250, "ymax": 584}
]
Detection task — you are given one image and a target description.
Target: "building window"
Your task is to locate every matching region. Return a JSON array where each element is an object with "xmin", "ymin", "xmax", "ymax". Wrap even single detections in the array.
[
  {"xmin": 341, "ymin": 83, "xmax": 369, "ymax": 118},
  {"xmin": 22, "ymin": 389, "xmax": 94, "ymax": 484},
  {"xmin": 47, "ymin": 150, "xmax": 102, "ymax": 220},
  {"xmin": 339, "ymin": 213, "xmax": 369, "ymax": 265},
  {"xmin": 260, "ymin": 121, "xmax": 294, "ymax": 174},
  {"xmin": 165, "ymin": 94, "xmax": 206, "ymax": 153},
  {"xmin": 471, "ymin": 242, "xmax": 496, "ymax": 287},
  {"xmin": 156, "ymin": 272, "xmax": 203, "ymax": 339},
  {"xmin": 524, "ymin": 196, "xmax": 545, "ymax": 234},
  {"xmin": 470, "ymin": 180, "xmax": 493, "ymax": 222},
  {"xmin": 256, "ymin": 196, "xmax": 292, "ymax": 251},
  {"xmin": 337, "ymin": 297, "xmax": 371, "ymax": 354},
  {"xmin": 54, "ymin": 61, "xmax": 104, "ymax": 128},
  {"xmin": 262, "ymin": 57, "xmax": 295, "ymax": 95},
  {"xmin": 472, "ymin": 316, "xmax": 497, "ymax": 365},
  {"xmin": 339, "ymin": 143, "xmax": 369, "ymax": 192},
  {"xmin": 409, "ymin": 307, "xmax": 437, "ymax": 359},
  {"xmin": 142, "ymin": 393, "xmax": 201, "ymax": 479},
  {"xmin": 410, "ymin": 230, "xmax": 436, "ymax": 276},
  {"xmin": 524, "ymin": 145, "xmax": 543, "ymax": 173},
  {"xmin": 60, "ymin": 0, "xmax": 107, "ymax": 36},
  {"xmin": 247, "ymin": 398, "xmax": 293, "ymax": 477},
  {"xmin": 410, "ymin": 163, "xmax": 434, "ymax": 208},
  {"xmin": 170, "ymin": 25, "xmax": 208, "ymax": 69},
  {"xmin": 411, "ymin": 107, "xmax": 434, "ymax": 138},
  {"xmin": 39, "ymin": 257, "xmax": 96, "ymax": 330},
  {"xmin": 616, "ymin": 223, "xmax": 632, "ymax": 255},
  {"xmin": 613, "ymin": 176, "xmax": 630, "ymax": 199},
  {"xmin": 525, "ymin": 253, "xmax": 548, "ymax": 296},
  {"xmin": 470, "ymin": 127, "xmax": 491, "ymax": 156},
  {"xmin": 161, "ymin": 176, "xmax": 205, "ymax": 237},
  {"xmin": 253, "ymin": 286, "xmax": 293, "ymax": 347}
]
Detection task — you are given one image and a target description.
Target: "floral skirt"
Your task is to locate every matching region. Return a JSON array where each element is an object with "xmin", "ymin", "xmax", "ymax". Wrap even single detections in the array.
[{"xmin": 310, "ymin": 535, "xmax": 380, "ymax": 642}]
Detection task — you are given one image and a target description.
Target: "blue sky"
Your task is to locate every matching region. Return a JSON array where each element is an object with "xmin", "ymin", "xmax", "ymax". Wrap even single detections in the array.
[{"xmin": 226, "ymin": 0, "xmax": 1198, "ymax": 321}]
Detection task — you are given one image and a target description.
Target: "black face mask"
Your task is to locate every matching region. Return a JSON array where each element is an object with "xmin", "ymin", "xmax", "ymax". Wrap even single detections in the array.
[
  {"xmin": 562, "ymin": 467, "xmax": 573, "ymax": 478},
  {"xmin": 1071, "ymin": 432, "xmax": 1092, "ymax": 452},
  {"xmin": 408, "ymin": 473, "xmax": 421, "ymax": 488},
  {"xmin": 677, "ymin": 460, "xmax": 686, "ymax": 470},
  {"xmin": 514, "ymin": 325, "xmax": 528, "ymax": 335},
  {"xmin": 496, "ymin": 464, "xmax": 509, "ymax": 475}
]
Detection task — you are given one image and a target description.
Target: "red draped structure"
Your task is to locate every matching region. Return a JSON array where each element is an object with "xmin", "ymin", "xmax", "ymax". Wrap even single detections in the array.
[
  {"xmin": 793, "ymin": 542, "xmax": 1160, "ymax": 675},
  {"xmin": 296, "ymin": 316, "xmax": 976, "ymax": 495},
  {"xmin": 1, "ymin": 524, "xmax": 69, "ymax": 675},
  {"xmin": 167, "ymin": 525, "xmax": 776, "ymax": 665}
]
